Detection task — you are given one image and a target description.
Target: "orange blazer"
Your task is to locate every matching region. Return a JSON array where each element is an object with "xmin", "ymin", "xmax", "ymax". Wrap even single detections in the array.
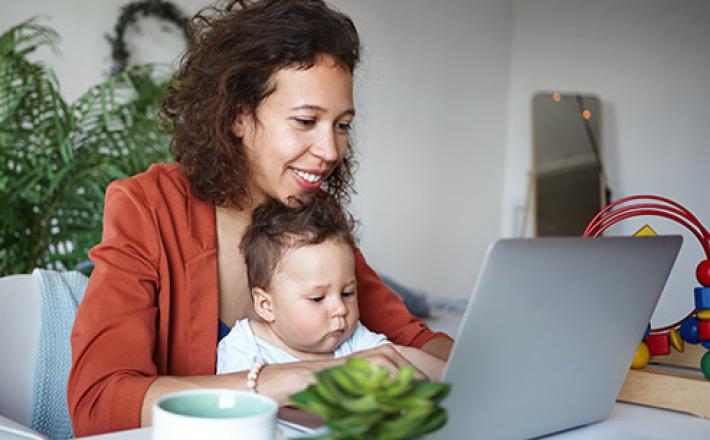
[{"xmin": 67, "ymin": 163, "xmax": 450, "ymax": 436}]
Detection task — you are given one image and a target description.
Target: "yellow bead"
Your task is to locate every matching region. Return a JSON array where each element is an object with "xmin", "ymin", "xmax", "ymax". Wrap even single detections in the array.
[
  {"xmin": 697, "ymin": 310, "xmax": 710, "ymax": 320},
  {"xmin": 630, "ymin": 342, "xmax": 650, "ymax": 369},
  {"xmin": 669, "ymin": 328, "xmax": 685, "ymax": 352}
]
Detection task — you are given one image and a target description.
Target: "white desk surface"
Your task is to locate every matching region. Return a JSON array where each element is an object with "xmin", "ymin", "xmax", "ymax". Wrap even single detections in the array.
[{"xmin": 73, "ymin": 402, "xmax": 710, "ymax": 440}]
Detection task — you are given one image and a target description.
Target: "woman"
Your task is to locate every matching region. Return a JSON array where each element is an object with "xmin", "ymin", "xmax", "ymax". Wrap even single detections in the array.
[{"xmin": 67, "ymin": 0, "xmax": 453, "ymax": 436}]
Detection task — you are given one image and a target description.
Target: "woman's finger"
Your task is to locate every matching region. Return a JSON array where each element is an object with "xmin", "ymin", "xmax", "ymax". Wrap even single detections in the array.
[{"xmin": 352, "ymin": 345, "xmax": 426, "ymax": 378}]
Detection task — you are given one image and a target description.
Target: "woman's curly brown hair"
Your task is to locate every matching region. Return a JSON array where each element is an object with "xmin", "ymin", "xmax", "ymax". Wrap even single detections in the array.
[{"xmin": 161, "ymin": 0, "xmax": 360, "ymax": 208}]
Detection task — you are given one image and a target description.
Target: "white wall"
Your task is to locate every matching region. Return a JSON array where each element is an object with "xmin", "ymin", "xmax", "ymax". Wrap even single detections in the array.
[
  {"xmin": 331, "ymin": 0, "xmax": 512, "ymax": 299},
  {"xmin": 502, "ymin": 0, "xmax": 710, "ymax": 325},
  {"xmin": 0, "ymin": 1, "xmax": 512, "ymax": 300}
]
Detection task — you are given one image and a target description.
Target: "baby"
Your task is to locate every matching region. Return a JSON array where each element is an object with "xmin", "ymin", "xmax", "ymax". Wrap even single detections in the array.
[{"xmin": 216, "ymin": 197, "xmax": 444, "ymax": 379}]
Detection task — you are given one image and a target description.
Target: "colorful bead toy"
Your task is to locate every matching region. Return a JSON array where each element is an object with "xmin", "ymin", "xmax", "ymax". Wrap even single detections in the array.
[
  {"xmin": 645, "ymin": 333, "xmax": 671, "ymax": 357},
  {"xmin": 583, "ymin": 195, "xmax": 710, "ymax": 378},
  {"xmin": 630, "ymin": 342, "xmax": 650, "ymax": 369}
]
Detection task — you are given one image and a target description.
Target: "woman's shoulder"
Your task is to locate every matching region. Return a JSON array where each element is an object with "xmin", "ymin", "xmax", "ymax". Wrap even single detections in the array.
[
  {"xmin": 104, "ymin": 163, "xmax": 216, "ymax": 248},
  {"xmin": 105, "ymin": 163, "xmax": 209, "ymax": 214},
  {"xmin": 109, "ymin": 163, "xmax": 188, "ymax": 198}
]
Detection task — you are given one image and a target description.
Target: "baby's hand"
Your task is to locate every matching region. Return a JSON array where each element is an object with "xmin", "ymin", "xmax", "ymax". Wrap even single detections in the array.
[{"xmin": 393, "ymin": 345, "xmax": 446, "ymax": 381}]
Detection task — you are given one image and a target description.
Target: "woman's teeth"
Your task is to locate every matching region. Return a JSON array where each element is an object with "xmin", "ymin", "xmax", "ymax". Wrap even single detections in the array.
[{"xmin": 293, "ymin": 169, "xmax": 322, "ymax": 183}]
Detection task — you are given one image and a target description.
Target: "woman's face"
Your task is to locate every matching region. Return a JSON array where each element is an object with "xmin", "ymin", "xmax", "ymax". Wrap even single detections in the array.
[{"xmin": 234, "ymin": 54, "xmax": 355, "ymax": 208}]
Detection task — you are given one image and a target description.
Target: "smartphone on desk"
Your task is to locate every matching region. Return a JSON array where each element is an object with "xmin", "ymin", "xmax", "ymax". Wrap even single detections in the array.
[{"xmin": 277, "ymin": 407, "xmax": 328, "ymax": 437}]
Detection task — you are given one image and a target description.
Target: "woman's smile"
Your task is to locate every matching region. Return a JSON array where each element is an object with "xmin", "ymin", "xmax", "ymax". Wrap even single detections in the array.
[{"xmin": 289, "ymin": 166, "xmax": 327, "ymax": 190}]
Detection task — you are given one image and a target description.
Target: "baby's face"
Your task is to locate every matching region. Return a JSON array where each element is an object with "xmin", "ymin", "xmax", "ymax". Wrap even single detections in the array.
[{"xmin": 268, "ymin": 239, "xmax": 358, "ymax": 354}]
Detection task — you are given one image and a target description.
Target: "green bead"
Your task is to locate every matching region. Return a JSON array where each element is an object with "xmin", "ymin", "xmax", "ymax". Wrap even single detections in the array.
[{"xmin": 702, "ymin": 351, "xmax": 710, "ymax": 380}]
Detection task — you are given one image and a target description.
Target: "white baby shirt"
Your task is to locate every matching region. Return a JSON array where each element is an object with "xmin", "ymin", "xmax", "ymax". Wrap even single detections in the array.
[{"xmin": 217, "ymin": 319, "xmax": 390, "ymax": 374}]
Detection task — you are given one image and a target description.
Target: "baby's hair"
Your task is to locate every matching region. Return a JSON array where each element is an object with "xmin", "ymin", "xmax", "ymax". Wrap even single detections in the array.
[{"xmin": 241, "ymin": 197, "xmax": 356, "ymax": 289}]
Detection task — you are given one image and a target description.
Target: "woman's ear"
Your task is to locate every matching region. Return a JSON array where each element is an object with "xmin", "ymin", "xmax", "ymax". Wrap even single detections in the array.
[
  {"xmin": 232, "ymin": 109, "xmax": 252, "ymax": 138},
  {"xmin": 252, "ymin": 287, "xmax": 275, "ymax": 323}
]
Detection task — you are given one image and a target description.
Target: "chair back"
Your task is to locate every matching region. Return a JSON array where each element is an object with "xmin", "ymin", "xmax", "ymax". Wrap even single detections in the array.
[{"xmin": 0, "ymin": 274, "xmax": 40, "ymax": 426}]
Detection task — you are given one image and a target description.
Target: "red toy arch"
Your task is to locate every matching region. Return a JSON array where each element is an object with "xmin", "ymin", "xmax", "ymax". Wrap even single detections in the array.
[{"xmin": 583, "ymin": 194, "xmax": 710, "ymax": 333}]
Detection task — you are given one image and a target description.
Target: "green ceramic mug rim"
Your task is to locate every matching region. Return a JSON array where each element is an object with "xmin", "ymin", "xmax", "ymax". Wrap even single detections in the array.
[{"xmin": 156, "ymin": 389, "xmax": 277, "ymax": 420}]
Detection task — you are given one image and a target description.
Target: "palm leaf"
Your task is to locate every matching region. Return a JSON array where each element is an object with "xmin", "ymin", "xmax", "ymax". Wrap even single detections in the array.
[{"xmin": 0, "ymin": 19, "xmax": 173, "ymax": 275}]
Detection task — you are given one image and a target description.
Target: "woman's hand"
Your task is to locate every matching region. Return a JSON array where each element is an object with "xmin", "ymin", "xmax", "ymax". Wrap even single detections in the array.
[
  {"xmin": 257, "ymin": 362, "xmax": 318, "ymax": 406},
  {"xmin": 258, "ymin": 344, "xmax": 425, "ymax": 408},
  {"xmin": 420, "ymin": 336, "xmax": 454, "ymax": 361},
  {"xmin": 343, "ymin": 343, "xmax": 427, "ymax": 378},
  {"xmin": 392, "ymin": 345, "xmax": 447, "ymax": 380},
  {"xmin": 242, "ymin": 344, "xmax": 432, "ymax": 406}
]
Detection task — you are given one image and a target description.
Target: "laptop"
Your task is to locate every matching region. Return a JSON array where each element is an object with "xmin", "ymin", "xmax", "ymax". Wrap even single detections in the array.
[{"xmin": 430, "ymin": 236, "xmax": 682, "ymax": 440}]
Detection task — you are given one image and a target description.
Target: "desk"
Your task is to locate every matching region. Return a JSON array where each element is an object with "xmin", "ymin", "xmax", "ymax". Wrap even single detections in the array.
[
  {"xmin": 75, "ymin": 402, "xmax": 710, "ymax": 440},
  {"xmin": 546, "ymin": 402, "xmax": 710, "ymax": 439}
]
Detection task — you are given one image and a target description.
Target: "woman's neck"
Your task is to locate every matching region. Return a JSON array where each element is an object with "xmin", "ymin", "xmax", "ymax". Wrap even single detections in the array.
[
  {"xmin": 215, "ymin": 205, "xmax": 255, "ymax": 325},
  {"xmin": 216, "ymin": 204, "xmax": 253, "ymax": 227},
  {"xmin": 250, "ymin": 319, "xmax": 334, "ymax": 361}
]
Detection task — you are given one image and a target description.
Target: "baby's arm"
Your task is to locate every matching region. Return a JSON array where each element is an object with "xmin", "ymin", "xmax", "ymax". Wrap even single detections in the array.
[{"xmin": 392, "ymin": 345, "xmax": 446, "ymax": 380}]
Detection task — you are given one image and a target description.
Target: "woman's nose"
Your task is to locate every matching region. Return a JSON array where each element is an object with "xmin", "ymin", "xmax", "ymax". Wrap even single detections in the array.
[{"xmin": 310, "ymin": 128, "xmax": 340, "ymax": 163}]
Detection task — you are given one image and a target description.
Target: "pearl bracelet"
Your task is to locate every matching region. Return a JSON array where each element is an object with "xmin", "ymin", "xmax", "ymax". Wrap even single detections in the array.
[{"xmin": 247, "ymin": 359, "xmax": 267, "ymax": 393}]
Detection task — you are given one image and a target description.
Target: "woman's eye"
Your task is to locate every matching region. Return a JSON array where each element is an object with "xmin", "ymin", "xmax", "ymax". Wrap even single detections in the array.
[
  {"xmin": 309, "ymin": 296, "xmax": 325, "ymax": 303},
  {"xmin": 342, "ymin": 290, "xmax": 355, "ymax": 298},
  {"xmin": 294, "ymin": 118, "xmax": 316, "ymax": 128},
  {"xmin": 335, "ymin": 121, "xmax": 352, "ymax": 133}
]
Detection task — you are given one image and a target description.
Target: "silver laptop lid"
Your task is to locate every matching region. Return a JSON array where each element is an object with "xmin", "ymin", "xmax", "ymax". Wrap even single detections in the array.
[{"xmin": 433, "ymin": 236, "xmax": 681, "ymax": 440}]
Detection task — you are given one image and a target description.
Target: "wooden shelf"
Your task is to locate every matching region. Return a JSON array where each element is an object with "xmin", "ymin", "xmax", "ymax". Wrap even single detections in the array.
[
  {"xmin": 618, "ymin": 344, "xmax": 710, "ymax": 418},
  {"xmin": 648, "ymin": 341, "xmax": 706, "ymax": 369}
]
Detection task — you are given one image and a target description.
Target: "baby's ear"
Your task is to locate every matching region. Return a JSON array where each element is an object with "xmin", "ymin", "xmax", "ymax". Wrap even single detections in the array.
[{"xmin": 252, "ymin": 287, "xmax": 275, "ymax": 322}]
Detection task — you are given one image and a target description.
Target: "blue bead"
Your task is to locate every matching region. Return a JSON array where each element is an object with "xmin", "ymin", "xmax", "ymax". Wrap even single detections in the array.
[
  {"xmin": 703, "ymin": 341, "xmax": 710, "ymax": 349},
  {"xmin": 695, "ymin": 287, "xmax": 710, "ymax": 310},
  {"xmin": 680, "ymin": 316, "xmax": 701, "ymax": 344}
]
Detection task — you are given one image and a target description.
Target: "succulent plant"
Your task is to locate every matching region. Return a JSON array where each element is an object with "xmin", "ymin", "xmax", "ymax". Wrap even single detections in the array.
[{"xmin": 290, "ymin": 357, "xmax": 450, "ymax": 440}]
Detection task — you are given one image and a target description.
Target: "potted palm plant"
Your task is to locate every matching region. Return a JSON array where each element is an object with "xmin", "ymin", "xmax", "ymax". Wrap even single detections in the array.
[{"xmin": 0, "ymin": 18, "xmax": 173, "ymax": 275}]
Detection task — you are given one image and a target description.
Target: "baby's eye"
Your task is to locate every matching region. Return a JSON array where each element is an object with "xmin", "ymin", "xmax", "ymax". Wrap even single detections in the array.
[
  {"xmin": 309, "ymin": 296, "xmax": 325, "ymax": 303},
  {"xmin": 342, "ymin": 290, "xmax": 355, "ymax": 298}
]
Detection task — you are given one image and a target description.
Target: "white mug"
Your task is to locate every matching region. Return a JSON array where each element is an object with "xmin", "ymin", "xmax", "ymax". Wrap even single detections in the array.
[{"xmin": 152, "ymin": 388, "xmax": 277, "ymax": 440}]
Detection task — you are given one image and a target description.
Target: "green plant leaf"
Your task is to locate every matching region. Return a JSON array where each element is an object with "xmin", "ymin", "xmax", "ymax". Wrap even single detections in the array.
[
  {"xmin": 290, "ymin": 358, "xmax": 451, "ymax": 439},
  {"xmin": 0, "ymin": 19, "xmax": 173, "ymax": 275}
]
